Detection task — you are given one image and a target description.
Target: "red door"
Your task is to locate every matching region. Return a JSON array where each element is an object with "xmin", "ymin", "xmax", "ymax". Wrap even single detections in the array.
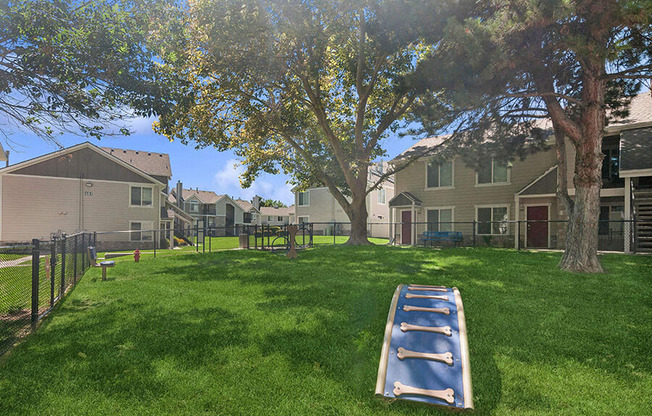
[
  {"xmin": 401, "ymin": 210, "xmax": 412, "ymax": 245},
  {"xmin": 527, "ymin": 206, "xmax": 549, "ymax": 248}
]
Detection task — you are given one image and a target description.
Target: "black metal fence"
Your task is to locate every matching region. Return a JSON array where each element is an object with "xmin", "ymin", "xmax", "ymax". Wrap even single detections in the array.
[{"xmin": 0, "ymin": 232, "xmax": 94, "ymax": 357}]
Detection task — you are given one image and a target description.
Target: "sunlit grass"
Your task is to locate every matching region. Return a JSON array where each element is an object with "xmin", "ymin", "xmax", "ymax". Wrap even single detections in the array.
[{"xmin": 0, "ymin": 247, "xmax": 649, "ymax": 415}]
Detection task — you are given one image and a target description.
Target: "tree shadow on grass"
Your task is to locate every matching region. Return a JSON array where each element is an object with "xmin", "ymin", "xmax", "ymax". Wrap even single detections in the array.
[{"xmin": 0, "ymin": 298, "xmax": 249, "ymax": 415}]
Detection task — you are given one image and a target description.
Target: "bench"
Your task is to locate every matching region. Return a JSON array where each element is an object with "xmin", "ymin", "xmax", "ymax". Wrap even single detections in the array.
[
  {"xmin": 420, "ymin": 231, "xmax": 463, "ymax": 247},
  {"xmin": 88, "ymin": 246, "xmax": 115, "ymax": 281}
]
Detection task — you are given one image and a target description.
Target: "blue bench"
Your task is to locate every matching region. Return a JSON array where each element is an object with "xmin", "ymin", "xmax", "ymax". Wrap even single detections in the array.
[
  {"xmin": 88, "ymin": 246, "xmax": 115, "ymax": 281},
  {"xmin": 420, "ymin": 231, "xmax": 463, "ymax": 247}
]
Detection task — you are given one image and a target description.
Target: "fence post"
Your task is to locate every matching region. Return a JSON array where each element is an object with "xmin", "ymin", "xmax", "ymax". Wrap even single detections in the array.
[
  {"xmin": 517, "ymin": 221, "xmax": 521, "ymax": 251},
  {"xmin": 254, "ymin": 225, "xmax": 258, "ymax": 249},
  {"xmin": 154, "ymin": 229, "xmax": 157, "ymax": 258},
  {"xmin": 50, "ymin": 236, "xmax": 56, "ymax": 307},
  {"xmin": 61, "ymin": 235, "xmax": 66, "ymax": 297},
  {"xmin": 73, "ymin": 234, "xmax": 78, "ymax": 282},
  {"xmin": 93, "ymin": 231, "xmax": 97, "ymax": 248},
  {"xmin": 196, "ymin": 221, "xmax": 199, "ymax": 252},
  {"xmin": 31, "ymin": 238, "xmax": 40, "ymax": 332},
  {"xmin": 209, "ymin": 227, "xmax": 212, "ymax": 252},
  {"xmin": 334, "ymin": 222, "xmax": 336, "ymax": 245},
  {"xmin": 472, "ymin": 221, "xmax": 476, "ymax": 247},
  {"xmin": 202, "ymin": 224, "xmax": 205, "ymax": 253}
]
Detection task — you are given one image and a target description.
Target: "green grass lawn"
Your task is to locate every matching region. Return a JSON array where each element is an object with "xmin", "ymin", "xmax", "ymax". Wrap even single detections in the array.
[{"xmin": 0, "ymin": 247, "xmax": 649, "ymax": 415}]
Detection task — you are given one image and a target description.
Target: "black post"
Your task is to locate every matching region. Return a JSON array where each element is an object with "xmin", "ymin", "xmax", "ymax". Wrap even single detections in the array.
[
  {"xmin": 73, "ymin": 234, "xmax": 78, "ymax": 282},
  {"xmin": 472, "ymin": 221, "xmax": 476, "ymax": 248},
  {"xmin": 60, "ymin": 235, "xmax": 66, "ymax": 297},
  {"xmin": 517, "ymin": 221, "xmax": 521, "ymax": 251},
  {"xmin": 196, "ymin": 221, "xmax": 199, "ymax": 252},
  {"xmin": 267, "ymin": 225, "xmax": 270, "ymax": 249},
  {"xmin": 209, "ymin": 227, "xmax": 212, "ymax": 252},
  {"xmin": 310, "ymin": 223, "xmax": 314, "ymax": 247},
  {"xmin": 334, "ymin": 222, "xmax": 336, "ymax": 245},
  {"xmin": 94, "ymin": 231, "xmax": 97, "ymax": 248},
  {"xmin": 154, "ymin": 229, "xmax": 157, "ymax": 258},
  {"xmin": 202, "ymin": 224, "xmax": 205, "ymax": 253},
  {"xmin": 31, "ymin": 238, "xmax": 40, "ymax": 332},
  {"xmin": 50, "ymin": 237, "xmax": 56, "ymax": 307},
  {"xmin": 254, "ymin": 225, "xmax": 258, "ymax": 249}
]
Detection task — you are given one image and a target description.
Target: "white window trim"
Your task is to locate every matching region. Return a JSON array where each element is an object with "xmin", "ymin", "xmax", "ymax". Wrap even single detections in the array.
[
  {"xmin": 425, "ymin": 159, "xmax": 455, "ymax": 190},
  {"xmin": 524, "ymin": 203, "xmax": 551, "ymax": 248},
  {"xmin": 475, "ymin": 158, "xmax": 511, "ymax": 187},
  {"xmin": 129, "ymin": 185, "xmax": 155, "ymax": 208},
  {"xmin": 129, "ymin": 220, "xmax": 154, "ymax": 242},
  {"xmin": 188, "ymin": 200, "xmax": 199, "ymax": 213},
  {"xmin": 424, "ymin": 206, "xmax": 455, "ymax": 232},
  {"xmin": 297, "ymin": 215, "xmax": 310, "ymax": 224},
  {"xmin": 475, "ymin": 204, "xmax": 510, "ymax": 235},
  {"xmin": 298, "ymin": 191, "xmax": 310, "ymax": 207},
  {"xmin": 377, "ymin": 188, "xmax": 386, "ymax": 205}
]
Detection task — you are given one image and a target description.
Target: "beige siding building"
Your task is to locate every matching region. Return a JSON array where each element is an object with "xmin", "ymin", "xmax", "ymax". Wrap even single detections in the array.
[
  {"xmin": 390, "ymin": 92, "xmax": 652, "ymax": 252},
  {"xmin": 294, "ymin": 165, "xmax": 395, "ymax": 238},
  {"xmin": 0, "ymin": 142, "xmax": 168, "ymax": 249}
]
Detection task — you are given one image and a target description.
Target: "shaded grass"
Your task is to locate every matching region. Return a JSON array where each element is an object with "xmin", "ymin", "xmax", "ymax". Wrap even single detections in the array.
[{"xmin": 0, "ymin": 247, "xmax": 650, "ymax": 415}]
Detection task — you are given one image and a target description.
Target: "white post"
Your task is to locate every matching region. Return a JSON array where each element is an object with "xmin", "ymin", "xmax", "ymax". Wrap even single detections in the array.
[{"xmin": 624, "ymin": 177, "xmax": 632, "ymax": 253}]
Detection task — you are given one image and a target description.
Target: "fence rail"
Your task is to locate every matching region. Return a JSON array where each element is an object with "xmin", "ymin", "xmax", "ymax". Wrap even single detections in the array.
[{"xmin": 1, "ymin": 232, "xmax": 94, "ymax": 357}]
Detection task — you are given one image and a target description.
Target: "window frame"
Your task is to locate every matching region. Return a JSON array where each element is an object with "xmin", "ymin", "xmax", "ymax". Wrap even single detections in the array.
[
  {"xmin": 188, "ymin": 200, "xmax": 199, "ymax": 213},
  {"xmin": 129, "ymin": 185, "xmax": 154, "ymax": 207},
  {"xmin": 425, "ymin": 206, "xmax": 455, "ymax": 232},
  {"xmin": 298, "ymin": 191, "xmax": 310, "ymax": 207},
  {"xmin": 298, "ymin": 216, "xmax": 309, "ymax": 224},
  {"xmin": 130, "ymin": 221, "xmax": 154, "ymax": 242},
  {"xmin": 377, "ymin": 188, "xmax": 386, "ymax": 204},
  {"xmin": 425, "ymin": 159, "xmax": 455, "ymax": 190},
  {"xmin": 475, "ymin": 158, "xmax": 510, "ymax": 187},
  {"xmin": 475, "ymin": 205, "xmax": 510, "ymax": 235}
]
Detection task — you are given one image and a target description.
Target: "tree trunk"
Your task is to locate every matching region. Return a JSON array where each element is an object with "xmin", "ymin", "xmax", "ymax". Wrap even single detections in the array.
[
  {"xmin": 558, "ymin": 72, "xmax": 605, "ymax": 273},
  {"xmin": 345, "ymin": 188, "xmax": 371, "ymax": 245}
]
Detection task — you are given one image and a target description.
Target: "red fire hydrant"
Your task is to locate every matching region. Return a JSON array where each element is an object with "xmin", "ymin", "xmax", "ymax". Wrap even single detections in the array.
[{"xmin": 134, "ymin": 248, "xmax": 140, "ymax": 263}]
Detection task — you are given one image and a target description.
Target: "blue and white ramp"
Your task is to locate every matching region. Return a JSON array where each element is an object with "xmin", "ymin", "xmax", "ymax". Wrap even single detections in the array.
[{"xmin": 375, "ymin": 284, "xmax": 473, "ymax": 409}]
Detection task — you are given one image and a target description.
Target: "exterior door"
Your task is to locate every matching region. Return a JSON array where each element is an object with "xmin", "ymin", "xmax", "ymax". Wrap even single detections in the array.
[
  {"xmin": 527, "ymin": 206, "xmax": 549, "ymax": 248},
  {"xmin": 401, "ymin": 210, "xmax": 412, "ymax": 245}
]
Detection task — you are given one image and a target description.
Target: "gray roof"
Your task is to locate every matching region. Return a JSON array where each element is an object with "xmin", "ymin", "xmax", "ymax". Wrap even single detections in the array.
[
  {"xmin": 101, "ymin": 147, "xmax": 172, "ymax": 178},
  {"xmin": 620, "ymin": 127, "xmax": 652, "ymax": 172},
  {"xmin": 394, "ymin": 134, "xmax": 452, "ymax": 161},
  {"xmin": 518, "ymin": 166, "xmax": 557, "ymax": 195},
  {"xmin": 180, "ymin": 188, "xmax": 223, "ymax": 204},
  {"xmin": 260, "ymin": 206, "xmax": 295, "ymax": 216},
  {"xmin": 235, "ymin": 199, "xmax": 258, "ymax": 212},
  {"xmin": 608, "ymin": 92, "xmax": 652, "ymax": 130},
  {"xmin": 389, "ymin": 191, "xmax": 422, "ymax": 207}
]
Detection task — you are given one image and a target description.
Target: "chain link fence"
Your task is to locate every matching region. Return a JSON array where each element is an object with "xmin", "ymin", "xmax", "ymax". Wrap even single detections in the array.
[{"xmin": 0, "ymin": 232, "xmax": 93, "ymax": 357}]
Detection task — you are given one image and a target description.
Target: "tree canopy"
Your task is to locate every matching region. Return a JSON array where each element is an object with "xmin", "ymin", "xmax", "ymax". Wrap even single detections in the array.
[
  {"xmin": 154, "ymin": 0, "xmax": 453, "ymax": 243},
  {"xmin": 0, "ymin": 0, "xmax": 168, "ymax": 144}
]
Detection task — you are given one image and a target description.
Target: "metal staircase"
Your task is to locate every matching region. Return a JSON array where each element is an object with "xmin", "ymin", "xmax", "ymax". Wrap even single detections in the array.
[{"xmin": 633, "ymin": 185, "xmax": 652, "ymax": 253}]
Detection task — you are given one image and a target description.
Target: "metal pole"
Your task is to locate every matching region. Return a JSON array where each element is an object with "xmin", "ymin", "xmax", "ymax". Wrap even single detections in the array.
[
  {"xmin": 517, "ymin": 220, "xmax": 521, "ymax": 251},
  {"xmin": 196, "ymin": 221, "xmax": 199, "ymax": 252},
  {"xmin": 472, "ymin": 221, "xmax": 476, "ymax": 248},
  {"xmin": 50, "ymin": 237, "xmax": 56, "ymax": 307},
  {"xmin": 31, "ymin": 238, "xmax": 40, "ymax": 332},
  {"xmin": 73, "ymin": 234, "xmax": 78, "ymax": 282},
  {"xmin": 334, "ymin": 222, "xmax": 336, "ymax": 245},
  {"xmin": 209, "ymin": 226, "xmax": 212, "ymax": 252},
  {"xmin": 255, "ymin": 225, "xmax": 258, "ymax": 249},
  {"xmin": 60, "ymin": 235, "xmax": 66, "ymax": 297},
  {"xmin": 154, "ymin": 229, "xmax": 157, "ymax": 258}
]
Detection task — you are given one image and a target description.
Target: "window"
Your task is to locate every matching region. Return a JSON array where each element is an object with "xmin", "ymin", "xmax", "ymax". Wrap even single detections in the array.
[
  {"xmin": 378, "ymin": 188, "xmax": 386, "ymax": 204},
  {"xmin": 189, "ymin": 200, "xmax": 198, "ymax": 212},
  {"xmin": 278, "ymin": 216, "xmax": 284, "ymax": 221},
  {"xmin": 130, "ymin": 186, "xmax": 153, "ymax": 206},
  {"xmin": 477, "ymin": 159, "xmax": 509, "ymax": 185},
  {"xmin": 243, "ymin": 212, "xmax": 252, "ymax": 223},
  {"xmin": 298, "ymin": 216, "xmax": 309, "ymax": 224},
  {"xmin": 268, "ymin": 216, "xmax": 273, "ymax": 221},
  {"xmin": 426, "ymin": 160, "xmax": 453, "ymax": 188},
  {"xmin": 477, "ymin": 206, "xmax": 509, "ymax": 235},
  {"xmin": 298, "ymin": 191, "xmax": 310, "ymax": 206},
  {"xmin": 427, "ymin": 208, "xmax": 453, "ymax": 232},
  {"xmin": 130, "ymin": 221, "xmax": 153, "ymax": 241},
  {"xmin": 601, "ymin": 146, "xmax": 623, "ymax": 187}
]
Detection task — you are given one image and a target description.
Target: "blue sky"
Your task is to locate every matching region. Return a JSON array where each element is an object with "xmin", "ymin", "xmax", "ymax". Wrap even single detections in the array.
[{"xmin": 3, "ymin": 116, "xmax": 416, "ymax": 206}]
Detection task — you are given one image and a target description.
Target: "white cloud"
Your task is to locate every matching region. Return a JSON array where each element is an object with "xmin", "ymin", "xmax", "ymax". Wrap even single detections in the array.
[{"xmin": 214, "ymin": 159, "xmax": 294, "ymax": 205}]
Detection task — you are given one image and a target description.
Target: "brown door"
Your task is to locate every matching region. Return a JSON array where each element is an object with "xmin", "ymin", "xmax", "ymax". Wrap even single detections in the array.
[
  {"xmin": 401, "ymin": 210, "xmax": 412, "ymax": 244},
  {"xmin": 527, "ymin": 206, "xmax": 549, "ymax": 248}
]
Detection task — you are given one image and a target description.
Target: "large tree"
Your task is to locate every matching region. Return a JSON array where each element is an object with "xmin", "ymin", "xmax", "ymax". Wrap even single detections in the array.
[
  {"xmin": 416, "ymin": 0, "xmax": 651, "ymax": 272},
  {"xmin": 154, "ymin": 0, "xmax": 452, "ymax": 244},
  {"xmin": 0, "ymin": 0, "xmax": 167, "ymax": 144}
]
